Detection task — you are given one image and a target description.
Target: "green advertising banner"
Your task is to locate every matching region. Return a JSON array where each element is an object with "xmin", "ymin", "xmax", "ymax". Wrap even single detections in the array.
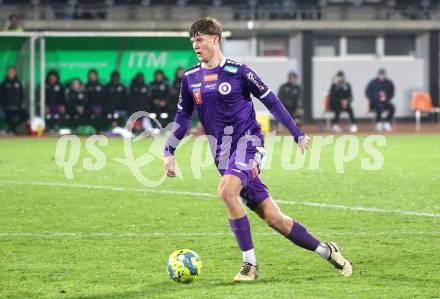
[
  {"xmin": 0, "ymin": 36, "xmax": 30, "ymax": 81},
  {"xmin": 45, "ymin": 37, "xmax": 198, "ymax": 85}
]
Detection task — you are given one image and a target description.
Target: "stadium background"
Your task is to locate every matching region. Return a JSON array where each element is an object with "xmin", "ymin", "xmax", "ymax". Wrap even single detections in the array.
[
  {"xmin": 0, "ymin": 1, "xmax": 439, "ymax": 298},
  {"xmin": 1, "ymin": 0, "xmax": 440, "ymax": 129}
]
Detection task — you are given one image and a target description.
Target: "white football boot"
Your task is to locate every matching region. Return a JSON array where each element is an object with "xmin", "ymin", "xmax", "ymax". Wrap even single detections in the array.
[
  {"xmin": 234, "ymin": 262, "xmax": 259, "ymax": 282},
  {"xmin": 349, "ymin": 124, "xmax": 358, "ymax": 133},
  {"xmin": 383, "ymin": 122, "xmax": 392, "ymax": 132},
  {"xmin": 375, "ymin": 122, "xmax": 383, "ymax": 132},
  {"xmin": 326, "ymin": 242, "xmax": 353, "ymax": 277},
  {"xmin": 332, "ymin": 124, "xmax": 342, "ymax": 133}
]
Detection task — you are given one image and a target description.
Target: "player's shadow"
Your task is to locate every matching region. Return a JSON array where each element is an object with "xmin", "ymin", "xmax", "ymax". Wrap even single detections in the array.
[{"xmin": 77, "ymin": 278, "xmax": 288, "ymax": 299}]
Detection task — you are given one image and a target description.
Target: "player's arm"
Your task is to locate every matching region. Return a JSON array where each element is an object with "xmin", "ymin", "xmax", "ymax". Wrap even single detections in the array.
[
  {"xmin": 163, "ymin": 75, "xmax": 194, "ymax": 176},
  {"xmin": 242, "ymin": 66, "xmax": 309, "ymax": 153}
]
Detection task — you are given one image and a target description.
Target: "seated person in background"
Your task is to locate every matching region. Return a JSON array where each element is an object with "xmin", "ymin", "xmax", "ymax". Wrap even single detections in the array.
[
  {"xmin": 105, "ymin": 71, "xmax": 127, "ymax": 125},
  {"xmin": 67, "ymin": 78, "xmax": 89, "ymax": 127},
  {"xmin": 171, "ymin": 67, "xmax": 184, "ymax": 100},
  {"xmin": 128, "ymin": 72, "xmax": 152, "ymax": 132},
  {"xmin": 150, "ymin": 70, "xmax": 172, "ymax": 126},
  {"xmin": 85, "ymin": 69, "xmax": 106, "ymax": 131},
  {"xmin": 45, "ymin": 70, "xmax": 66, "ymax": 129},
  {"xmin": 277, "ymin": 70, "xmax": 303, "ymax": 131},
  {"xmin": 0, "ymin": 67, "xmax": 28, "ymax": 134},
  {"xmin": 365, "ymin": 68, "xmax": 395, "ymax": 132},
  {"xmin": 329, "ymin": 71, "xmax": 357, "ymax": 133}
]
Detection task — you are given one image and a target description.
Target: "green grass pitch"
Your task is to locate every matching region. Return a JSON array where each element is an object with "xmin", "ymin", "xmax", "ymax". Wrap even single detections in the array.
[{"xmin": 0, "ymin": 134, "xmax": 439, "ymax": 298}]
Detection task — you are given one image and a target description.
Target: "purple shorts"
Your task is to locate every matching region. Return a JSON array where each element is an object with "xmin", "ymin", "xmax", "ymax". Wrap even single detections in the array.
[{"xmin": 217, "ymin": 144, "xmax": 270, "ymax": 210}]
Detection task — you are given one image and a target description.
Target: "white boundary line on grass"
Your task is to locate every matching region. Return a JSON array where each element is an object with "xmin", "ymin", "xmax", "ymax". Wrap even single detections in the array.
[
  {"xmin": 0, "ymin": 179, "xmax": 439, "ymax": 219},
  {"xmin": 0, "ymin": 231, "xmax": 439, "ymax": 238}
]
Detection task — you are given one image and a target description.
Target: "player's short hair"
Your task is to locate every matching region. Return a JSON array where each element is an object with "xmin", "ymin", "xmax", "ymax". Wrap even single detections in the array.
[{"xmin": 189, "ymin": 17, "xmax": 223, "ymax": 40}]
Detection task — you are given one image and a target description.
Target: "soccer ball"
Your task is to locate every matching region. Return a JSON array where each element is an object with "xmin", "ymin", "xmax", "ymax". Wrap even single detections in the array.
[{"xmin": 166, "ymin": 249, "xmax": 202, "ymax": 283}]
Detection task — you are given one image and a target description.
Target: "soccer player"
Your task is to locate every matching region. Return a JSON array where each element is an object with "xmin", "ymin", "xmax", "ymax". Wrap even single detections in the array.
[{"xmin": 163, "ymin": 17, "xmax": 353, "ymax": 282}]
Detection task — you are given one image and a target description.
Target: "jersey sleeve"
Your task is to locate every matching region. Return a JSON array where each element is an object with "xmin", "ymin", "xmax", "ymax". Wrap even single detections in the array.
[
  {"xmin": 242, "ymin": 65, "xmax": 271, "ymax": 99},
  {"xmin": 164, "ymin": 75, "xmax": 194, "ymax": 156},
  {"xmin": 242, "ymin": 65, "xmax": 304, "ymax": 143}
]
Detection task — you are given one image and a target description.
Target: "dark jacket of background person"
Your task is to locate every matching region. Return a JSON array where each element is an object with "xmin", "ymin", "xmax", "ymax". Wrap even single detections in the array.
[
  {"xmin": 329, "ymin": 81, "xmax": 353, "ymax": 110},
  {"xmin": 86, "ymin": 80, "xmax": 105, "ymax": 111},
  {"xmin": 0, "ymin": 72, "xmax": 28, "ymax": 133},
  {"xmin": 365, "ymin": 78, "xmax": 395, "ymax": 106},
  {"xmin": 171, "ymin": 67, "xmax": 184, "ymax": 101},
  {"xmin": 0, "ymin": 75, "xmax": 24, "ymax": 109},
  {"xmin": 67, "ymin": 83, "xmax": 88, "ymax": 117},
  {"xmin": 105, "ymin": 81, "xmax": 127, "ymax": 113},
  {"xmin": 128, "ymin": 74, "xmax": 150, "ymax": 115},
  {"xmin": 45, "ymin": 72, "xmax": 65, "ymax": 108},
  {"xmin": 149, "ymin": 71, "xmax": 171, "ymax": 115},
  {"xmin": 278, "ymin": 82, "xmax": 303, "ymax": 113}
]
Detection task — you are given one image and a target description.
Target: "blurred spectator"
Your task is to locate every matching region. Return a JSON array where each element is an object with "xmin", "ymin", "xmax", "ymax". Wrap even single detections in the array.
[
  {"xmin": 329, "ymin": 71, "xmax": 357, "ymax": 133},
  {"xmin": 0, "ymin": 67, "xmax": 28, "ymax": 134},
  {"xmin": 150, "ymin": 70, "xmax": 172, "ymax": 126},
  {"xmin": 129, "ymin": 72, "xmax": 152, "ymax": 132},
  {"xmin": 5, "ymin": 15, "xmax": 24, "ymax": 32},
  {"xmin": 171, "ymin": 67, "xmax": 184, "ymax": 100},
  {"xmin": 45, "ymin": 70, "xmax": 66, "ymax": 130},
  {"xmin": 366, "ymin": 68, "xmax": 395, "ymax": 132},
  {"xmin": 67, "ymin": 78, "xmax": 89, "ymax": 127},
  {"xmin": 85, "ymin": 69, "xmax": 106, "ymax": 131},
  {"xmin": 105, "ymin": 71, "xmax": 127, "ymax": 125},
  {"xmin": 278, "ymin": 70, "xmax": 303, "ymax": 129},
  {"xmin": 129, "ymin": 72, "xmax": 149, "ymax": 115}
]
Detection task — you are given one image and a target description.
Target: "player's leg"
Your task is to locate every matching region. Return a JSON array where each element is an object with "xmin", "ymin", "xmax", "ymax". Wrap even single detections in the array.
[
  {"xmin": 252, "ymin": 195, "xmax": 353, "ymax": 277},
  {"xmin": 383, "ymin": 101, "xmax": 395, "ymax": 131},
  {"xmin": 346, "ymin": 105, "xmax": 358, "ymax": 133},
  {"xmin": 217, "ymin": 174, "xmax": 258, "ymax": 281},
  {"xmin": 332, "ymin": 105, "xmax": 342, "ymax": 133},
  {"xmin": 375, "ymin": 102, "xmax": 384, "ymax": 131}
]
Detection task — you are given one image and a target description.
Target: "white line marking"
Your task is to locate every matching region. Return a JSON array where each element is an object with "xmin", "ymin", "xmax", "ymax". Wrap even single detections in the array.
[
  {"xmin": 0, "ymin": 231, "xmax": 438, "ymax": 238},
  {"xmin": 0, "ymin": 179, "xmax": 439, "ymax": 218}
]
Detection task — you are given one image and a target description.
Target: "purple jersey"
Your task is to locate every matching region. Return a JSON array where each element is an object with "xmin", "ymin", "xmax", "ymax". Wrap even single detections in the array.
[{"xmin": 164, "ymin": 58, "xmax": 304, "ymax": 161}]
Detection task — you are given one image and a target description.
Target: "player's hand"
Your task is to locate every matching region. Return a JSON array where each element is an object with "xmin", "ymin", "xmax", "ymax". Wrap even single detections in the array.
[
  {"xmin": 164, "ymin": 155, "xmax": 176, "ymax": 177},
  {"xmin": 298, "ymin": 135, "xmax": 310, "ymax": 155}
]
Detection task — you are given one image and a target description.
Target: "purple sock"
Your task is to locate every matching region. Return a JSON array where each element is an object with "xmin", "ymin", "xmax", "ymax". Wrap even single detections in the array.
[
  {"xmin": 286, "ymin": 221, "xmax": 320, "ymax": 251},
  {"xmin": 228, "ymin": 215, "xmax": 254, "ymax": 251}
]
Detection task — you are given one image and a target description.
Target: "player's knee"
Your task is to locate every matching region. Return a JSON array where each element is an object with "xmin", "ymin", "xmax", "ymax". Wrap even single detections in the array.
[
  {"xmin": 217, "ymin": 183, "xmax": 234, "ymax": 202},
  {"xmin": 265, "ymin": 212, "xmax": 285, "ymax": 230}
]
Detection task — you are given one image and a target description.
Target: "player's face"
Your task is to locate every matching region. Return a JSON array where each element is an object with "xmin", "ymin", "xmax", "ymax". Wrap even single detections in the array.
[{"xmin": 191, "ymin": 34, "xmax": 218, "ymax": 63}]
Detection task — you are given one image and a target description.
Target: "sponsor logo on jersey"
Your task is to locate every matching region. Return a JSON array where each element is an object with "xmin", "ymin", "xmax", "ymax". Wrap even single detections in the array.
[
  {"xmin": 193, "ymin": 88, "xmax": 202, "ymax": 104},
  {"xmin": 191, "ymin": 83, "xmax": 202, "ymax": 88},
  {"xmin": 203, "ymin": 74, "xmax": 218, "ymax": 82},
  {"xmin": 246, "ymin": 71, "xmax": 265, "ymax": 91},
  {"xmin": 226, "ymin": 59, "xmax": 242, "ymax": 66},
  {"xmin": 218, "ymin": 82, "xmax": 232, "ymax": 95},
  {"xmin": 204, "ymin": 83, "xmax": 217, "ymax": 90},
  {"xmin": 224, "ymin": 65, "xmax": 238, "ymax": 73}
]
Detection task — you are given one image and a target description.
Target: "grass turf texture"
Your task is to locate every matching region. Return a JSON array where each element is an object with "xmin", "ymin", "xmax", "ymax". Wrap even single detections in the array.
[{"xmin": 0, "ymin": 135, "xmax": 439, "ymax": 298}]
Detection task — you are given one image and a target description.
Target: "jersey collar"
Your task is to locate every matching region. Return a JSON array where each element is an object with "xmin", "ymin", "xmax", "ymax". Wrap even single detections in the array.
[{"xmin": 201, "ymin": 57, "xmax": 227, "ymax": 69}]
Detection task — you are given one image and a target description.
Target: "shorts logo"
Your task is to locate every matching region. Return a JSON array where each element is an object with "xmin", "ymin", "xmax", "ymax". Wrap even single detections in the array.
[
  {"xmin": 203, "ymin": 74, "xmax": 218, "ymax": 82},
  {"xmin": 218, "ymin": 82, "xmax": 232, "ymax": 95},
  {"xmin": 251, "ymin": 160, "xmax": 259, "ymax": 179}
]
